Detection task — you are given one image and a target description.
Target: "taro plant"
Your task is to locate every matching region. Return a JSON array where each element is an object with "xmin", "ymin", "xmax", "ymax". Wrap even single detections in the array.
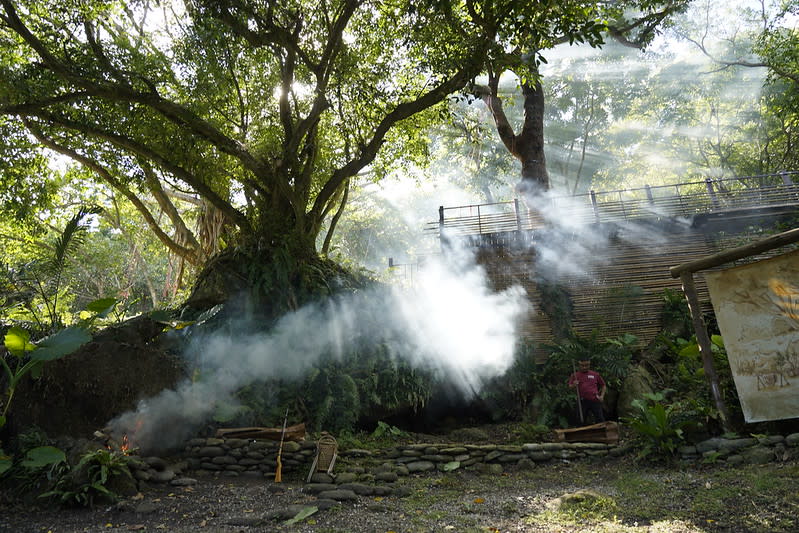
[
  {"xmin": 41, "ymin": 448, "xmax": 134, "ymax": 507},
  {"xmin": 624, "ymin": 391, "xmax": 689, "ymax": 458}
]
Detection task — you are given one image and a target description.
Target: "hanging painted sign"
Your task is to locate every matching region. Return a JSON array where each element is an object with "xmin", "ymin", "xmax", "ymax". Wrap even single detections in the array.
[{"xmin": 705, "ymin": 249, "xmax": 799, "ymax": 423}]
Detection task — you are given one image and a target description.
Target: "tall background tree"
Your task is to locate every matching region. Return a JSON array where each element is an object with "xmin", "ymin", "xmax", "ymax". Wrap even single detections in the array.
[{"xmin": 0, "ymin": 0, "xmax": 690, "ymax": 314}]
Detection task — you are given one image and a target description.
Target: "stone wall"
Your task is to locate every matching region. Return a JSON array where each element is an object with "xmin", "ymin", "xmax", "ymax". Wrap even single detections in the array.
[{"xmin": 152, "ymin": 432, "xmax": 799, "ymax": 485}]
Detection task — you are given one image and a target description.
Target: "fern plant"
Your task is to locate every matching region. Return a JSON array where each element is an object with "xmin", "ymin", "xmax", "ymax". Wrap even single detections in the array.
[{"xmin": 41, "ymin": 448, "xmax": 133, "ymax": 507}]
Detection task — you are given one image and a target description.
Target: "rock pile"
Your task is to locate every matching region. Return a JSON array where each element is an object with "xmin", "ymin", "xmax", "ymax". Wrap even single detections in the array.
[{"xmin": 678, "ymin": 433, "xmax": 799, "ymax": 464}]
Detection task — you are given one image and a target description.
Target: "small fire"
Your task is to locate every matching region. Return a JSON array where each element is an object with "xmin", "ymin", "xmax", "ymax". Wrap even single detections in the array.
[{"xmin": 120, "ymin": 434, "xmax": 130, "ymax": 454}]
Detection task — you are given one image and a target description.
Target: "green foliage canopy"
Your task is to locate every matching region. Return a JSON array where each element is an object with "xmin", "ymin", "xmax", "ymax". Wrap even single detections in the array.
[{"xmin": 0, "ymin": 0, "xmax": 687, "ymax": 266}]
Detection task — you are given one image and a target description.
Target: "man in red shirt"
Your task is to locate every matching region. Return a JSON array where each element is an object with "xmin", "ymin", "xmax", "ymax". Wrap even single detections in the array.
[{"xmin": 567, "ymin": 359, "xmax": 607, "ymax": 423}]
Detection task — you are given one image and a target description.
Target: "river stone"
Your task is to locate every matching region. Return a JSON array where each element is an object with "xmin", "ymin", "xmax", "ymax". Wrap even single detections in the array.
[
  {"xmin": 372, "ymin": 462, "xmax": 394, "ymax": 474},
  {"xmin": 150, "ymin": 469, "xmax": 176, "ymax": 483},
  {"xmin": 337, "ymin": 482, "xmax": 374, "ymax": 495},
  {"xmin": 343, "ymin": 448, "xmax": 373, "ymax": 457},
  {"xmin": 211, "ymin": 455, "xmax": 237, "ymax": 465},
  {"xmin": 742, "ymin": 446, "xmax": 774, "ymax": 464},
  {"xmin": 547, "ymin": 489, "xmax": 609, "ymax": 512},
  {"xmin": 786, "ymin": 433, "xmax": 799, "ymax": 446},
  {"xmin": 421, "ymin": 454, "xmax": 449, "ymax": 462},
  {"xmin": 375, "ymin": 471, "xmax": 399, "ymax": 482},
  {"xmin": 309, "ymin": 473, "xmax": 334, "ymax": 483},
  {"xmin": 718, "ymin": 438, "xmax": 757, "ymax": 451},
  {"xmin": 406, "ymin": 461, "xmax": 436, "ymax": 473},
  {"xmin": 695, "ymin": 438, "xmax": 724, "ymax": 453},
  {"xmin": 169, "ymin": 477, "xmax": 197, "ymax": 486},
  {"xmin": 282, "ymin": 441, "xmax": 302, "ymax": 453},
  {"xmin": 484, "ymin": 450, "xmax": 504, "ymax": 462},
  {"xmin": 304, "ymin": 483, "xmax": 338, "ymax": 494},
  {"xmin": 334, "ymin": 472, "xmax": 359, "ymax": 484},
  {"xmin": 197, "ymin": 446, "xmax": 226, "ymax": 457},
  {"xmin": 497, "ymin": 453, "xmax": 526, "ymax": 463},
  {"xmin": 528, "ymin": 451, "xmax": 552, "ymax": 462},
  {"xmin": 571, "ymin": 442, "xmax": 609, "ymax": 450},
  {"xmin": 313, "ymin": 499, "xmax": 342, "ymax": 510},
  {"xmin": 402, "ymin": 449, "xmax": 423, "ymax": 457},
  {"xmin": 383, "ymin": 449, "xmax": 402, "ymax": 459},
  {"xmin": 441, "ymin": 447, "xmax": 468, "ymax": 454},
  {"xmin": 522, "ymin": 443, "xmax": 542, "ymax": 452},
  {"xmin": 140, "ymin": 456, "xmax": 166, "ymax": 470},
  {"xmin": 373, "ymin": 485, "xmax": 393, "ymax": 496},
  {"xmin": 317, "ymin": 489, "xmax": 359, "ymax": 501},
  {"xmin": 133, "ymin": 470, "xmax": 153, "ymax": 481}
]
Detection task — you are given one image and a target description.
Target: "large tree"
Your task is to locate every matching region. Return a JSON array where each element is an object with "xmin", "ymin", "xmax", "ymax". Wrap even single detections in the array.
[
  {"xmin": 472, "ymin": 1, "xmax": 690, "ymax": 196},
  {"xmin": 0, "ymin": 0, "xmax": 686, "ymax": 309}
]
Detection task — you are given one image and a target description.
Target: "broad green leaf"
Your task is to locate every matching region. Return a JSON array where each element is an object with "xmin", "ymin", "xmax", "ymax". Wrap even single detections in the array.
[
  {"xmin": 85, "ymin": 297, "xmax": 119, "ymax": 318},
  {"xmin": 21, "ymin": 446, "xmax": 66, "ymax": 469},
  {"xmin": 711, "ymin": 335, "xmax": 725, "ymax": 349},
  {"xmin": 4, "ymin": 327, "xmax": 36, "ymax": 358},
  {"xmin": 31, "ymin": 327, "xmax": 91, "ymax": 362},
  {"xmin": 283, "ymin": 506, "xmax": 318, "ymax": 525}
]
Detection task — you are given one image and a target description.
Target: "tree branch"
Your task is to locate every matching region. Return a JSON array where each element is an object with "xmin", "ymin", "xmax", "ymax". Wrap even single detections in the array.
[{"xmin": 24, "ymin": 120, "xmax": 203, "ymax": 265}]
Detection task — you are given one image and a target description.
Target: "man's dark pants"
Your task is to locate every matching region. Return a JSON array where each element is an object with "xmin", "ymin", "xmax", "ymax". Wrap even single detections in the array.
[{"xmin": 580, "ymin": 399, "xmax": 605, "ymax": 423}]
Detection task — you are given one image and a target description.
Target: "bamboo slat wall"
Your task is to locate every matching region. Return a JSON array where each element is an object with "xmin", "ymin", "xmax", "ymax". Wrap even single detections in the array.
[{"xmin": 459, "ymin": 216, "xmax": 797, "ymax": 362}]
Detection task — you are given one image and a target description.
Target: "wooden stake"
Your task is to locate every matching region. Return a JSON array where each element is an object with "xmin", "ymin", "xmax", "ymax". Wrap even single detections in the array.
[{"xmin": 679, "ymin": 272, "xmax": 732, "ymax": 433}]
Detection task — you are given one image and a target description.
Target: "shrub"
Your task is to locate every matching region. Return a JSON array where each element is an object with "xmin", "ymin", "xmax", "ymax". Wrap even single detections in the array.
[
  {"xmin": 41, "ymin": 448, "xmax": 134, "ymax": 507},
  {"xmin": 624, "ymin": 391, "xmax": 688, "ymax": 458}
]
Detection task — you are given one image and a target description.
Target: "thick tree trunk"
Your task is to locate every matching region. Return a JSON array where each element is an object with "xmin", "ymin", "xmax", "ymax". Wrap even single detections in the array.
[
  {"xmin": 480, "ymin": 75, "xmax": 550, "ymax": 196},
  {"xmin": 516, "ymin": 81, "xmax": 550, "ymax": 196}
]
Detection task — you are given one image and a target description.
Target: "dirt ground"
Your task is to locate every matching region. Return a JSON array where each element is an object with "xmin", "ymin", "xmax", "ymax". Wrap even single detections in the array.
[{"xmin": 2, "ymin": 453, "xmax": 797, "ymax": 533}]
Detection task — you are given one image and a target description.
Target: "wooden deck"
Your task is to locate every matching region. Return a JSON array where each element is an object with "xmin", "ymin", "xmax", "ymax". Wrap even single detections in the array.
[
  {"xmin": 427, "ymin": 172, "xmax": 799, "ymax": 236},
  {"xmin": 425, "ymin": 172, "xmax": 799, "ymax": 355}
]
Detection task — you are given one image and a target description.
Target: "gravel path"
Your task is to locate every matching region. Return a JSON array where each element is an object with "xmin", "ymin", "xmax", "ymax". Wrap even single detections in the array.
[{"xmin": 3, "ymin": 456, "xmax": 797, "ymax": 533}]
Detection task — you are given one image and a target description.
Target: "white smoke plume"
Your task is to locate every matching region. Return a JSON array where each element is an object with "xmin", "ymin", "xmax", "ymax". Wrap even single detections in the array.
[{"xmin": 109, "ymin": 243, "xmax": 528, "ymax": 452}]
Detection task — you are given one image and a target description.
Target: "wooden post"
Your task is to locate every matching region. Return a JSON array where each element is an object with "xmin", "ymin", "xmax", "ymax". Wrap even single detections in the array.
[
  {"xmin": 679, "ymin": 271, "xmax": 732, "ymax": 433},
  {"xmin": 705, "ymin": 178, "xmax": 719, "ymax": 208},
  {"xmin": 438, "ymin": 205, "xmax": 446, "ymax": 252},
  {"xmin": 590, "ymin": 190, "xmax": 600, "ymax": 223},
  {"xmin": 645, "ymin": 184, "xmax": 654, "ymax": 205},
  {"xmin": 514, "ymin": 198, "xmax": 522, "ymax": 232}
]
